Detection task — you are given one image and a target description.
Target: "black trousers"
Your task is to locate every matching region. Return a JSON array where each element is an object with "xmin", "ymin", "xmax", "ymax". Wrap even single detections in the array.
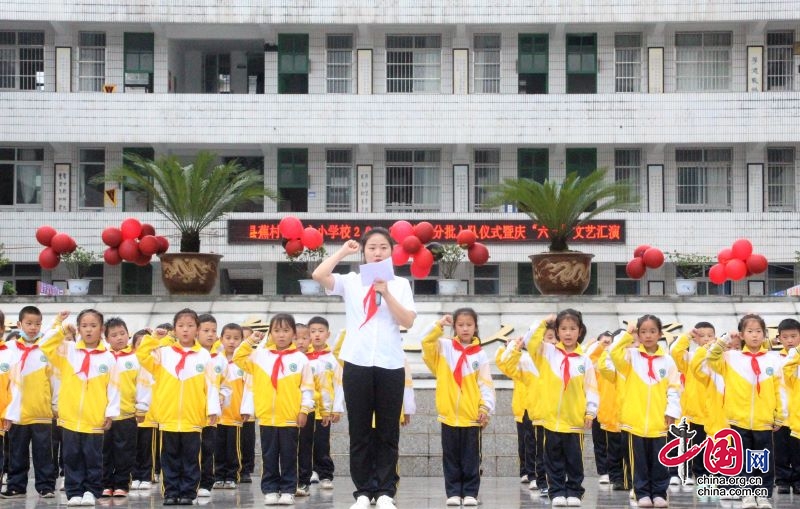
[
  {"xmin": 313, "ymin": 418, "xmax": 334, "ymax": 481},
  {"xmin": 102, "ymin": 417, "xmax": 137, "ymax": 490},
  {"xmin": 533, "ymin": 425, "xmax": 547, "ymax": 489},
  {"xmin": 591, "ymin": 419, "xmax": 609, "ymax": 476},
  {"xmin": 543, "ymin": 429, "xmax": 584, "ymax": 500},
  {"xmin": 133, "ymin": 427, "xmax": 157, "ymax": 482},
  {"xmin": 606, "ymin": 430, "xmax": 626, "ymax": 486},
  {"xmin": 775, "ymin": 425, "xmax": 793, "ymax": 487},
  {"xmin": 516, "ymin": 412, "xmax": 535, "ymax": 478},
  {"xmin": 199, "ymin": 426, "xmax": 216, "ymax": 490},
  {"xmin": 62, "ymin": 429, "xmax": 103, "ymax": 499},
  {"xmin": 789, "ymin": 436, "xmax": 800, "ymax": 489},
  {"xmin": 260, "ymin": 426, "xmax": 298, "ymax": 495},
  {"xmin": 0, "ymin": 434, "xmax": 4, "ymax": 480},
  {"xmin": 629, "ymin": 434, "xmax": 669, "ymax": 500},
  {"xmin": 240, "ymin": 421, "xmax": 256, "ymax": 476},
  {"xmin": 298, "ymin": 412, "xmax": 316, "ymax": 486},
  {"xmin": 7, "ymin": 423, "xmax": 56, "ymax": 494},
  {"xmin": 297, "ymin": 413, "xmax": 335, "ymax": 483},
  {"xmin": 342, "ymin": 362, "xmax": 405, "ymax": 500},
  {"xmin": 441, "ymin": 424, "xmax": 481, "ymax": 498},
  {"xmin": 687, "ymin": 421, "xmax": 708, "ymax": 479},
  {"xmin": 52, "ymin": 419, "xmax": 63, "ymax": 477},
  {"xmin": 214, "ymin": 425, "xmax": 241, "ymax": 483},
  {"xmin": 731, "ymin": 426, "xmax": 774, "ymax": 497},
  {"xmin": 620, "ymin": 431, "xmax": 633, "ymax": 489},
  {"xmin": 160, "ymin": 431, "xmax": 201, "ymax": 500}
]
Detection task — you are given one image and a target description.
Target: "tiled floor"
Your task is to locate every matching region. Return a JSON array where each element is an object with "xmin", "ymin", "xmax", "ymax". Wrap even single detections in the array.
[{"xmin": 0, "ymin": 476, "xmax": 798, "ymax": 509}]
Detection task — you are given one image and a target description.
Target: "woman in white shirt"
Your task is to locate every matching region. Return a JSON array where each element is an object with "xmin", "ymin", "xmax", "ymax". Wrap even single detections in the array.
[{"xmin": 313, "ymin": 228, "xmax": 416, "ymax": 509}]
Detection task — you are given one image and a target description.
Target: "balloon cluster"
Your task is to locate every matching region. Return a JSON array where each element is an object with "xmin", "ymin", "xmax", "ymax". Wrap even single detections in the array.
[
  {"xmin": 389, "ymin": 220, "xmax": 490, "ymax": 278},
  {"xmin": 278, "ymin": 216, "xmax": 324, "ymax": 257},
  {"xmin": 101, "ymin": 218, "xmax": 169, "ymax": 267},
  {"xmin": 708, "ymin": 239, "xmax": 767, "ymax": 284},
  {"xmin": 625, "ymin": 244, "xmax": 665, "ymax": 279},
  {"xmin": 35, "ymin": 226, "xmax": 77, "ymax": 270}
]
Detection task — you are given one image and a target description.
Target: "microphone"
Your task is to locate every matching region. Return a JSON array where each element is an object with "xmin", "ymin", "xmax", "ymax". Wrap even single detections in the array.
[{"xmin": 376, "ymin": 292, "xmax": 382, "ymax": 306}]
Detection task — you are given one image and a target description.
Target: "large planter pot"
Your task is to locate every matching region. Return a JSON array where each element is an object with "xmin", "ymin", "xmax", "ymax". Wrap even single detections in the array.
[
  {"xmin": 530, "ymin": 252, "xmax": 595, "ymax": 295},
  {"xmin": 675, "ymin": 278, "xmax": 698, "ymax": 296},
  {"xmin": 67, "ymin": 279, "xmax": 92, "ymax": 296},
  {"xmin": 299, "ymin": 279, "xmax": 323, "ymax": 295},
  {"xmin": 437, "ymin": 279, "xmax": 461, "ymax": 295},
  {"xmin": 159, "ymin": 253, "xmax": 223, "ymax": 295}
]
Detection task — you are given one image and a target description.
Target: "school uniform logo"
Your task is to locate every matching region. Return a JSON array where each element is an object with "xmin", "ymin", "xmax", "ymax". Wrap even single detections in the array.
[
  {"xmin": 40, "ymin": 354, "xmax": 47, "ymax": 362},
  {"xmin": 765, "ymin": 367, "xmax": 774, "ymax": 376},
  {"xmin": 237, "ymin": 369, "xmax": 244, "ymax": 377},
  {"xmin": 325, "ymin": 362, "xmax": 333, "ymax": 370},
  {"xmin": 577, "ymin": 364, "xmax": 585, "ymax": 374},
  {"xmin": 124, "ymin": 361, "xmax": 134, "ymax": 370},
  {"xmin": 195, "ymin": 364, "xmax": 205, "ymax": 373},
  {"xmin": 659, "ymin": 368, "xmax": 666, "ymax": 378},
  {"xmin": 214, "ymin": 365, "xmax": 223, "ymax": 374},
  {"xmin": 289, "ymin": 363, "xmax": 298, "ymax": 372},
  {"xmin": 0, "ymin": 363, "xmax": 9, "ymax": 372},
  {"xmin": 471, "ymin": 361, "xmax": 479, "ymax": 370},
  {"xmin": 99, "ymin": 364, "xmax": 108, "ymax": 373}
]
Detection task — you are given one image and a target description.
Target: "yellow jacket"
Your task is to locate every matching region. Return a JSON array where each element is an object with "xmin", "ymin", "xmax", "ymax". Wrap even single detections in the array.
[
  {"xmin": 233, "ymin": 340, "xmax": 314, "ymax": 427},
  {"xmin": 586, "ymin": 342, "xmax": 620, "ymax": 432},
  {"xmin": 6, "ymin": 337, "xmax": 54, "ymax": 425},
  {"xmin": 524, "ymin": 321, "xmax": 599, "ymax": 433},
  {"xmin": 111, "ymin": 347, "xmax": 139, "ymax": 420},
  {"xmin": 135, "ymin": 367, "xmax": 158, "ymax": 428},
  {"xmin": 611, "ymin": 333, "xmax": 682, "ymax": 438},
  {"xmin": 670, "ymin": 334, "xmax": 707, "ymax": 425},
  {"xmin": 597, "ymin": 349, "xmax": 626, "ymax": 433},
  {"xmin": 306, "ymin": 347, "xmax": 338, "ymax": 419},
  {"xmin": 421, "ymin": 323, "xmax": 495, "ymax": 427},
  {"xmin": 496, "ymin": 343, "xmax": 538, "ymax": 423},
  {"xmin": 706, "ymin": 340, "xmax": 786, "ymax": 431},
  {"xmin": 690, "ymin": 345, "xmax": 727, "ymax": 436},
  {"xmin": 0, "ymin": 343, "xmax": 18, "ymax": 430},
  {"xmin": 782, "ymin": 347, "xmax": 800, "ymax": 438},
  {"xmin": 220, "ymin": 358, "xmax": 247, "ymax": 427},
  {"xmin": 136, "ymin": 335, "xmax": 221, "ymax": 433},
  {"xmin": 40, "ymin": 328, "xmax": 120, "ymax": 433}
]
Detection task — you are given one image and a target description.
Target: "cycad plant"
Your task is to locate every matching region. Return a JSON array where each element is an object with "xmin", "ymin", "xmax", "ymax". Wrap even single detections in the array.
[
  {"xmin": 487, "ymin": 168, "xmax": 634, "ymax": 252},
  {"xmin": 105, "ymin": 152, "xmax": 275, "ymax": 252}
]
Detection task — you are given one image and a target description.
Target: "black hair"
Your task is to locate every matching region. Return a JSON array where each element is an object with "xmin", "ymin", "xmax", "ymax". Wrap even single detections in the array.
[
  {"xmin": 738, "ymin": 313, "xmax": 766, "ymax": 333},
  {"xmin": 104, "ymin": 317, "xmax": 128, "ymax": 333},
  {"xmin": 268, "ymin": 313, "xmax": 296, "ymax": 335},
  {"xmin": 296, "ymin": 323, "xmax": 308, "ymax": 329},
  {"xmin": 778, "ymin": 318, "xmax": 800, "ymax": 334},
  {"xmin": 220, "ymin": 323, "xmax": 244, "ymax": 337},
  {"xmin": 173, "ymin": 308, "xmax": 200, "ymax": 327},
  {"xmin": 18, "ymin": 305, "xmax": 42, "ymax": 321},
  {"xmin": 694, "ymin": 321, "xmax": 716, "ymax": 332},
  {"xmin": 360, "ymin": 227, "xmax": 394, "ymax": 249},
  {"xmin": 131, "ymin": 329, "xmax": 148, "ymax": 348},
  {"xmin": 554, "ymin": 308, "xmax": 587, "ymax": 343},
  {"xmin": 596, "ymin": 331, "xmax": 613, "ymax": 341},
  {"xmin": 636, "ymin": 314, "xmax": 663, "ymax": 333},
  {"xmin": 157, "ymin": 322, "xmax": 174, "ymax": 331},
  {"xmin": 198, "ymin": 313, "xmax": 217, "ymax": 325},
  {"xmin": 452, "ymin": 307, "xmax": 480, "ymax": 339},
  {"xmin": 77, "ymin": 308, "xmax": 104, "ymax": 326},
  {"xmin": 5, "ymin": 331, "xmax": 20, "ymax": 342},
  {"xmin": 307, "ymin": 316, "xmax": 330, "ymax": 329},
  {"xmin": 0, "ymin": 310, "xmax": 4, "ymax": 332}
]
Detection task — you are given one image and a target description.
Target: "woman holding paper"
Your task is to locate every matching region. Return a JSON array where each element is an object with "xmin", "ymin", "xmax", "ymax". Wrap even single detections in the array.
[{"xmin": 313, "ymin": 227, "xmax": 416, "ymax": 509}]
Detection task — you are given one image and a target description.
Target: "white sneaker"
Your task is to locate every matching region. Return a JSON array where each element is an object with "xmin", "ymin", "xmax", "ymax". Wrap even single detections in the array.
[
  {"xmin": 310, "ymin": 471, "xmax": 320, "ymax": 483},
  {"xmin": 278, "ymin": 493, "xmax": 294, "ymax": 505},
  {"xmin": 319, "ymin": 479, "xmax": 334, "ymax": 489},
  {"xmin": 223, "ymin": 481, "xmax": 237, "ymax": 489},
  {"xmin": 756, "ymin": 497, "xmax": 772, "ymax": 509},
  {"xmin": 551, "ymin": 496, "xmax": 567, "ymax": 506},
  {"xmin": 197, "ymin": 488, "xmax": 211, "ymax": 497},
  {"xmin": 653, "ymin": 497, "xmax": 668, "ymax": 508},
  {"xmin": 566, "ymin": 497, "xmax": 581, "ymax": 507},
  {"xmin": 81, "ymin": 491, "xmax": 96, "ymax": 506},
  {"xmin": 139, "ymin": 481, "xmax": 152, "ymax": 490},
  {"xmin": 349, "ymin": 495, "xmax": 371, "ymax": 509},
  {"xmin": 598, "ymin": 474, "xmax": 610, "ymax": 484},
  {"xmin": 67, "ymin": 497, "xmax": 83, "ymax": 507},
  {"xmin": 669, "ymin": 476, "xmax": 680, "ymax": 486},
  {"xmin": 630, "ymin": 489, "xmax": 636, "ymax": 500},
  {"xmin": 683, "ymin": 477, "xmax": 695, "ymax": 486},
  {"xmin": 520, "ymin": 475, "xmax": 529, "ymax": 483},
  {"xmin": 446, "ymin": 496, "xmax": 462, "ymax": 506},
  {"xmin": 637, "ymin": 497, "xmax": 653, "ymax": 508},
  {"xmin": 264, "ymin": 492, "xmax": 279, "ymax": 505},
  {"xmin": 463, "ymin": 496, "xmax": 479, "ymax": 506},
  {"xmin": 741, "ymin": 496, "xmax": 758, "ymax": 509},
  {"xmin": 529, "ymin": 480, "xmax": 538, "ymax": 490},
  {"xmin": 375, "ymin": 495, "xmax": 397, "ymax": 509},
  {"xmin": 212, "ymin": 481, "xmax": 224, "ymax": 489},
  {"xmin": 129, "ymin": 480, "xmax": 140, "ymax": 490}
]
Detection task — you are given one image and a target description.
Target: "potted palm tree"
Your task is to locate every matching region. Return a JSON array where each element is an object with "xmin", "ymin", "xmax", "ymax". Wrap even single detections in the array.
[
  {"xmin": 105, "ymin": 152, "xmax": 274, "ymax": 294},
  {"xmin": 287, "ymin": 247, "xmax": 327, "ymax": 295},
  {"xmin": 487, "ymin": 168, "xmax": 634, "ymax": 294},
  {"xmin": 61, "ymin": 246, "xmax": 99, "ymax": 295},
  {"xmin": 436, "ymin": 243, "xmax": 465, "ymax": 295}
]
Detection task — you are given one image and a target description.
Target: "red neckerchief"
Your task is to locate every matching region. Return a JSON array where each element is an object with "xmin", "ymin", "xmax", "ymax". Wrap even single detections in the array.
[
  {"xmin": 77, "ymin": 347, "xmax": 106, "ymax": 377},
  {"xmin": 359, "ymin": 284, "xmax": 380, "ymax": 328},
  {"xmin": 640, "ymin": 352, "xmax": 660, "ymax": 381},
  {"xmin": 172, "ymin": 345, "xmax": 197, "ymax": 377},
  {"xmin": 268, "ymin": 348, "xmax": 294, "ymax": 389},
  {"xmin": 305, "ymin": 348, "xmax": 330, "ymax": 361},
  {"xmin": 111, "ymin": 348, "xmax": 135, "ymax": 360},
  {"xmin": 742, "ymin": 351, "xmax": 766, "ymax": 394},
  {"xmin": 452, "ymin": 339, "xmax": 482, "ymax": 388},
  {"xmin": 17, "ymin": 340, "xmax": 39, "ymax": 372},
  {"xmin": 556, "ymin": 345, "xmax": 581, "ymax": 391}
]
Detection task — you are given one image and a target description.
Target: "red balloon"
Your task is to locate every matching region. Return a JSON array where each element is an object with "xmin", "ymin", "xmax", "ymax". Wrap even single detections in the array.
[
  {"xmin": 401, "ymin": 235, "xmax": 422, "ymax": 254},
  {"xmin": 392, "ymin": 244, "xmax": 410, "ymax": 266},
  {"xmin": 414, "ymin": 247, "xmax": 434, "ymax": 270},
  {"xmin": 155, "ymin": 236, "xmax": 170, "ymax": 254},
  {"xmin": 65, "ymin": 236, "xmax": 77, "ymax": 254},
  {"xmin": 118, "ymin": 239, "xmax": 141, "ymax": 262},
  {"xmin": 633, "ymin": 245, "xmax": 651, "ymax": 258},
  {"xmin": 468, "ymin": 242, "xmax": 490, "ymax": 266},
  {"xmin": 642, "ymin": 247, "xmax": 665, "ymax": 269},
  {"xmin": 134, "ymin": 252, "xmax": 152, "ymax": 267},
  {"xmin": 625, "ymin": 258, "xmax": 646, "ymax": 279},
  {"xmin": 717, "ymin": 248, "xmax": 733, "ymax": 265},
  {"xmin": 456, "ymin": 229, "xmax": 477, "ymax": 248},
  {"xmin": 708, "ymin": 263, "xmax": 727, "ymax": 285},
  {"xmin": 36, "ymin": 226, "xmax": 57, "ymax": 247},
  {"xmin": 50, "ymin": 233, "xmax": 72, "ymax": 254},
  {"xmin": 103, "ymin": 247, "xmax": 122, "ymax": 266},
  {"xmin": 413, "ymin": 222, "xmax": 435, "ymax": 244},
  {"xmin": 102, "ymin": 227, "xmax": 123, "ymax": 248},
  {"xmin": 139, "ymin": 235, "xmax": 160, "ymax": 256},
  {"xmin": 745, "ymin": 254, "xmax": 768, "ymax": 275},
  {"xmin": 285, "ymin": 239, "xmax": 304, "ymax": 257},
  {"xmin": 410, "ymin": 258, "xmax": 432, "ymax": 278},
  {"xmin": 139, "ymin": 223, "xmax": 156, "ymax": 239},
  {"xmin": 731, "ymin": 239, "xmax": 753, "ymax": 261},
  {"xmin": 390, "ymin": 220, "xmax": 414, "ymax": 243},
  {"xmin": 38, "ymin": 247, "xmax": 60, "ymax": 270},
  {"xmin": 121, "ymin": 218, "xmax": 143, "ymax": 240},
  {"xmin": 301, "ymin": 227, "xmax": 324, "ymax": 250},
  {"xmin": 278, "ymin": 216, "xmax": 304, "ymax": 240},
  {"xmin": 725, "ymin": 258, "xmax": 747, "ymax": 281}
]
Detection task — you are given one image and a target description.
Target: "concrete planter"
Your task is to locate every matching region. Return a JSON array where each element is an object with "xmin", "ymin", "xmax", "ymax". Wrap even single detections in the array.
[{"xmin": 530, "ymin": 252, "xmax": 594, "ymax": 295}]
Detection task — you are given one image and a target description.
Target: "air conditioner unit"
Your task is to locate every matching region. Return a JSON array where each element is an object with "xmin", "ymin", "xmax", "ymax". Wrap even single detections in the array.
[{"xmin": 124, "ymin": 72, "xmax": 149, "ymax": 85}]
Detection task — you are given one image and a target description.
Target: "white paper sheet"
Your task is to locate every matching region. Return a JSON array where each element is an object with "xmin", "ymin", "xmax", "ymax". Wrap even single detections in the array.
[{"xmin": 360, "ymin": 257, "xmax": 395, "ymax": 285}]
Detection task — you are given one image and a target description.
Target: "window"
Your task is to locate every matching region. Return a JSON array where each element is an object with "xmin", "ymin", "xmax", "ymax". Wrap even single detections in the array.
[
  {"xmin": 473, "ymin": 149, "xmax": 499, "ymax": 211},
  {"xmin": 0, "ymin": 147, "xmax": 42, "ymax": 206},
  {"xmin": 474, "ymin": 34, "xmax": 500, "ymax": 93},
  {"xmin": 222, "ymin": 156, "xmax": 264, "ymax": 212},
  {"xmin": 695, "ymin": 265, "xmax": 732, "ymax": 295},
  {"xmin": 395, "ymin": 263, "xmax": 439, "ymax": 295},
  {"xmin": 0, "ymin": 31, "xmax": 44, "ymax": 90},
  {"xmin": 385, "ymin": 149, "xmax": 440, "ymax": 212},
  {"xmin": 474, "ymin": 264, "xmax": 500, "ymax": 295},
  {"xmin": 278, "ymin": 34, "xmax": 309, "ymax": 94},
  {"xmin": 615, "ymin": 149, "xmax": 642, "ymax": 211},
  {"xmin": 121, "ymin": 262, "xmax": 152, "ymax": 295},
  {"xmin": 615, "ymin": 264, "xmax": 640, "ymax": 295},
  {"xmin": 566, "ymin": 148, "xmax": 597, "ymax": 178},
  {"xmin": 0, "ymin": 263, "xmax": 41, "ymax": 296},
  {"xmin": 518, "ymin": 34, "xmax": 548, "ymax": 94},
  {"xmin": 765, "ymin": 148, "xmax": 795, "ymax": 211},
  {"xmin": 327, "ymin": 34, "xmax": 353, "ymax": 93},
  {"xmin": 204, "ymin": 53, "xmax": 231, "ymax": 93},
  {"xmin": 124, "ymin": 32, "xmax": 154, "ymax": 92},
  {"xmin": 326, "ymin": 149, "xmax": 353, "ymax": 212},
  {"xmin": 767, "ymin": 31, "xmax": 794, "ymax": 91},
  {"xmin": 675, "ymin": 32, "xmax": 732, "ymax": 91},
  {"xmin": 78, "ymin": 32, "xmax": 106, "ymax": 92},
  {"xmin": 566, "ymin": 34, "xmax": 597, "ymax": 93},
  {"xmin": 277, "ymin": 148, "xmax": 308, "ymax": 212},
  {"xmin": 386, "ymin": 35, "xmax": 441, "ymax": 93},
  {"xmin": 122, "ymin": 147, "xmax": 154, "ymax": 211},
  {"xmin": 517, "ymin": 148, "xmax": 548, "ymax": 182},
  {"xmin": 675, "ymin": 148, "xmax": 732, "ymax": 212},
  {"xmin": 79, "ymin": 148, "xmax": 105, "ymax": 208},
  {"xmin": 767, "ymin": 264, "xmax": 794, "ymax": 295},
  {"xmin": 615, "ymin": 33, "xmax": 641, "ymax": 92}
]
